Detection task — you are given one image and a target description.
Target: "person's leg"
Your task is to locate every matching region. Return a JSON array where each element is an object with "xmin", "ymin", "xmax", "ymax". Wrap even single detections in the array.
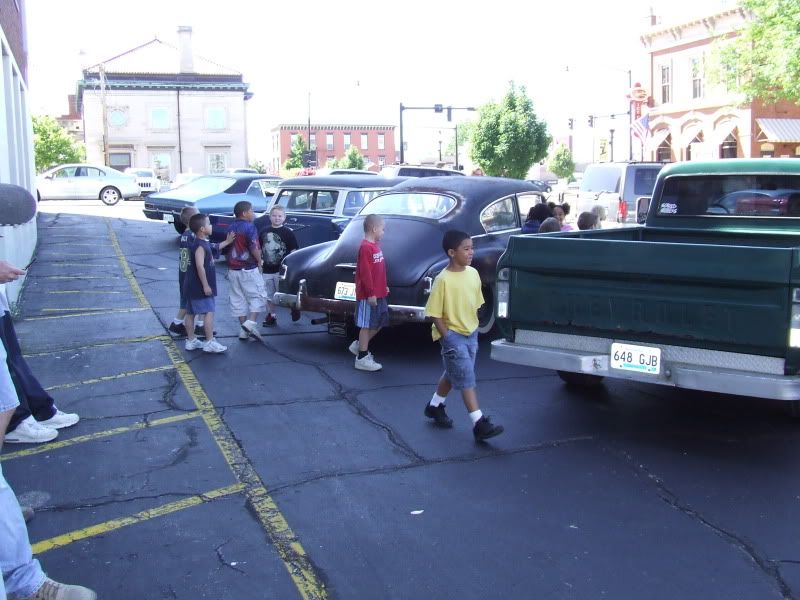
[
  {"xmin": 183, "ymin": 311, "xmax": 197, "ymax": 341},
  {"xmin": 203, "ymin": 312, "xmax": 215, "ymax": 341}
]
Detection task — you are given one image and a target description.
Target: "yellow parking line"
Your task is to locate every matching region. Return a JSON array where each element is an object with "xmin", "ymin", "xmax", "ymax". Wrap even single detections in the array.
[
  {"xmin": 0, "ymin": 412, "xmax": 201, "ymax": 462},
  {"xmin": 44, "ymin": 364, "xmax": 175, "ymax": 391},
  {"xmin": 23, "ymin": 335, "xmax": 169, "ymax": 358},
  {"xmin": 107, "ymin": 221, "xmax": 148, "ymax": 308},
  {"xmin": 24, "ymin": 308, "xmax": 148, "ymax": 321},
  {"xmin": 31, "ymin": 483, "xmax": 245, "ymax": 554},
  {"xmin": 41, "ymin": 307, "xmax": 114, "ymax": 312}
]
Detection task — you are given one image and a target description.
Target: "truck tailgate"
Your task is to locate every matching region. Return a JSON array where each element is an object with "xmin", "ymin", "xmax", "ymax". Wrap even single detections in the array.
[{"xmin": 500, "ymin": 234, "xmax": 797, "ymax": 358}]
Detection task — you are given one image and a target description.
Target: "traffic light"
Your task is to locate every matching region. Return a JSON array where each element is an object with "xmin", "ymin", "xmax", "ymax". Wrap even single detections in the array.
[
  {"xmin": 447, "ymin": 107, "xmax": 452, "ymax": 121},
  {"xmin": 434, "ymin": 104, "xmax": 444, "ymax": 113},
  {"xmin": 568, "ymin": 118, "xmax": 574, "ymax": 130},
  {"xmin": 588, "ymin": 115, "xmax": 594, "ymax": 128}
]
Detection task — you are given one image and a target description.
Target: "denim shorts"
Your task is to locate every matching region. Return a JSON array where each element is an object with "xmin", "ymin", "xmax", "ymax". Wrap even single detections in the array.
[
  {"xmin": 440, "ymin": 329, "xmax": 478, "ymax": 390},
  {"xmin": 186, "ymin": 295, "xmax": 215, "ymax": 316},
  {"xmin": 355, "ymin": 297, "xmax": 389, "ymax": 330}
]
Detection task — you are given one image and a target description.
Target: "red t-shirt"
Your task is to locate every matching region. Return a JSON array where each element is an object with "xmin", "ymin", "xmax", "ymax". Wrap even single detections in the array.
[{"xmin": 355, "ymin": 239, "xmax": 387, "ymax": 300}]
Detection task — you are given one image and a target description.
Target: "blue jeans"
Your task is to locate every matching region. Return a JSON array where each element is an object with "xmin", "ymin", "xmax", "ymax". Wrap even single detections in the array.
[
  {"xmin": 440, "ymin": 329, "xmax": 478, "ymax": 390},
  {"xmin": 0, "ymin": 338, "xmax": 46, "ymax": 599}
]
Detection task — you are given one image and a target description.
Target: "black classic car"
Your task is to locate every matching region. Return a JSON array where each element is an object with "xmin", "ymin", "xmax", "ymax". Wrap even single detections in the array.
[{"xmin": 273, "ymin": 176, "xmax": 547, "ymax": 336}]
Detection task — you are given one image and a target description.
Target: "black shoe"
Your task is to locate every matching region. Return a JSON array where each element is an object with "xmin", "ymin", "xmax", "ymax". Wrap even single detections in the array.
[
  {"xmin": 473, "ymin": 416, "xmax": 504, "ymax": 441},
  {"xmin": 424, "ymin": 402, "xmax": 453, "ymax": 428},
  {"xmin": 263, "ymin": 314, "xmax": 277, "ymax": 327},
  {"xmin": 168, "ymin": 322, "xmax": 187, "ymax": 337},
  {"xmin": 291, "ymin": 308, "xmax": 301, "ymax": 322}
]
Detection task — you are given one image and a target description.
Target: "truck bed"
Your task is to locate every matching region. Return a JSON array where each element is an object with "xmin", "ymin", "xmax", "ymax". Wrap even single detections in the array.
[{"xmin": 499, "ymin": 227, "xmax": 800, "ymax": 360}]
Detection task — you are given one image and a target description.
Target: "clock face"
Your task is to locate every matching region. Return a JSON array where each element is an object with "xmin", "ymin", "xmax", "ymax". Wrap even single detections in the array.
[{"xmin": 109, "ymin": 109, "xmax": 127, "ymax": 127}]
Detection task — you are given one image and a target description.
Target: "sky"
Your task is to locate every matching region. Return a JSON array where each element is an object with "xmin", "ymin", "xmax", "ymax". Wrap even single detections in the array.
[{"xmin": 24, "ymin": 0, "xmax": 735, "ymax": 164}]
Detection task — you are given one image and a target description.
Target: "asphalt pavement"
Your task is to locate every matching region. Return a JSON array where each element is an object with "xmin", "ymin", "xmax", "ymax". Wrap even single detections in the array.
[{"xmin": 3, "ymin": 206, "xmax": 800, "ymax": 599}]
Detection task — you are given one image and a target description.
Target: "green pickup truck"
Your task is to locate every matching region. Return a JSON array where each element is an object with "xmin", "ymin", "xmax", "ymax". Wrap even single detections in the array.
[{"xmin": 490, "ymin": 159, "xmax": 800, "ymax": 404}]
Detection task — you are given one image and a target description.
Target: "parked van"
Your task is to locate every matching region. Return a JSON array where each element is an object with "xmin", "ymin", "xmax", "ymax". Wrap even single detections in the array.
[{"xmin": 575, "ymin": 162, "xmax": 664, "ymax": 223}]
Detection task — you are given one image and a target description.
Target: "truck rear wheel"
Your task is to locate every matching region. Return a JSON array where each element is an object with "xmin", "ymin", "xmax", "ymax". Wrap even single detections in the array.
[
  {"xmin": 477, "ymin": 285, "xmax": 495, "ymax": 335},
  {"xmin": 557, "ymin": 371, "xmax": 604, "ymax": 387}
]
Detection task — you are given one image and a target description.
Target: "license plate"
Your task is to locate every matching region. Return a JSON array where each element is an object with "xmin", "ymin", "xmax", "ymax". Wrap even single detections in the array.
[
  {"xmin": 333, "ymin": 281, "xmax": 356, "ymax": 301},
  {"xmin": 610, "ymin": 342, "xmax": 661, "ymax": 375}
]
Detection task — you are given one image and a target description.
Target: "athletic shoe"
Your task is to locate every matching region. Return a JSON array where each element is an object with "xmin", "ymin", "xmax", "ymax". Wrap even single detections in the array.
[
  {"xmin": 21, "ymin": 505, "xmax": 35, "ymax": 523},
  {"xmin": 291, "ymin": 307, "xmax": 302, "ymax": 322},
  {"xmin": 354, "ymin": 353, "xmax": 382, "ymax": 372},
  {"xmin": 38, "ymin": 409, "xmax": 79, "ymax": 429},
  {"xmin": 4, "ymin": 416, "xmax": 58, "ymax": 444},
  {"xmin": 348, "ymin": 340, "xmax": 359, "ymax": 356},
  {"xmin": 242, "ymin": 320, "xmax": 262, "ymax": 341},
  {"xmin": 168, "ymin": 322, "xmax": 187, "ymax": 336},
  {"xmin": 185, "ymin": 338, "xmax": 205, "ymax": 351},
  {"xmin": 263, "ymin": 314, "xmax": 277, "ymax": 327},
  {"xmin": 473, "ymin": 416, "xmax": 504, "ymax": 441},
  {"xmin": 25, "ymin": 578, "xmax": 97, "ymax": 600},
  {"xmin": 424, "ymin": 402, "xmax": 453, "ymax": 428},
  {"xmin": 238, "ymin": 328, "xmax": 249, "ymax": 340},
  {"xmin": 203, "ymin": 339, "xmax": 227, "ymax": 353}
]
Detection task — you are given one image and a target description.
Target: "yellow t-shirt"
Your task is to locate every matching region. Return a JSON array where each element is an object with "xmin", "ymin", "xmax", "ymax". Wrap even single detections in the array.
[{"xmin": 424, "ymin": 266, "xmax": 484, "ymax": 341}]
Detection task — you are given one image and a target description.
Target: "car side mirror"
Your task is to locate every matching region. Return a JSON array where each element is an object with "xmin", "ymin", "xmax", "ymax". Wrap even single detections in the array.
[{"xmin": 636, "ymin": 196, "xmax": 651, "ymax": 224}]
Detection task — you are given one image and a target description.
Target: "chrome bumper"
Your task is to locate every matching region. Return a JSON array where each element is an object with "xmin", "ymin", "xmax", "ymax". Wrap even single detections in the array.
[
  {"xmin": 273, "ymin": 279, "xmax": 428, "ymax": 323},
  {"xmin": 490, "ymin": 339, "xmax": 800, "ymax": 401}
]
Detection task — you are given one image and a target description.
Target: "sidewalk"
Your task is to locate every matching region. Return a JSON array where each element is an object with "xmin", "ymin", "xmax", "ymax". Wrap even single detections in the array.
[{"xmin": 2, "ymin": 212, "xmax": 327, "ymax": 599}]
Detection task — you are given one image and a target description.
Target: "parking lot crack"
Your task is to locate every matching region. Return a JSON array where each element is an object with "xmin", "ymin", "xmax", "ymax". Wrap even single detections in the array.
[
  {"xmin": 610, "ymin": 447, "xmax": 794, "ymax": 600},
  {"xmin": 215, "ymin": 539, "xmax": 247, "ymax": 574}
]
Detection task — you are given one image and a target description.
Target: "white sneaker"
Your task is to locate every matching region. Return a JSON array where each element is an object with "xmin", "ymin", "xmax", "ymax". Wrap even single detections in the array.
[
  {"xmin": 354, "ymin": 352, "xmax": 382, "ymax": 372},
  {"xmin": 348, "ymin": 340, "xmax": 359, "ymax": 356},
  {"xmin": 203, "ymin": 338, "xmax": 227, "ymax": 353},
  {"xmin": 27, "ymin": 577, "xmax": 97, "ymax": 600},
  {"xmin": 238, "ymin": 327, "xmax": 249, "ymax": 340},
  {"xmin": 242, "ymin": 320, "xmax": 262, "ymax": 341},
  {"xmin": 38, "ymin": 409, "xmax": 79, "ymax": 429},
  {"xmin": 4, "ymin": 416, "xmax": 58, "ymax": 444},
  {"xmin": 185, "ymin": 337, "xmax": 205, "ymax": 351}
]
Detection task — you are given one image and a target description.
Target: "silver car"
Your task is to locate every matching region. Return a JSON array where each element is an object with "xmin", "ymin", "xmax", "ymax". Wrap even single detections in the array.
[{"xmin": 36, "ymin": 164, "xmax": 141, "ymax": 205}]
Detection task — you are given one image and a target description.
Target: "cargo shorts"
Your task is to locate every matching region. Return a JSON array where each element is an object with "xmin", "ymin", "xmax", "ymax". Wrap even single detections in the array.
[{"xmin": 440, "ymin": 329, "xmax": 478, "ymax": 390}]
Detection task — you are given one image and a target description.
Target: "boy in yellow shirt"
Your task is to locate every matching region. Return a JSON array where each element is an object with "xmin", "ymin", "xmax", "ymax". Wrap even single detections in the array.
[{"xmin": 423, "ymin": 230, "xmax": 504, "ymax": 441}]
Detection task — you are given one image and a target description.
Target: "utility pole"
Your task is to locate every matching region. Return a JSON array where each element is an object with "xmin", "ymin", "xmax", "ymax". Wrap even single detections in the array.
[
  {"xmin": 99, "ymin": 63, "xmax": 109, "ymax": 167},
  {"xmin": 307, "ymin": 91, "xmax": 313, "ymax": 167},
  {"xmin": 609, "ymin": 128, "xmax": 615, "ymax": 162},
  {"xmin": 454, "ymin": 126, "xmax": 459, "ymax": 170}
]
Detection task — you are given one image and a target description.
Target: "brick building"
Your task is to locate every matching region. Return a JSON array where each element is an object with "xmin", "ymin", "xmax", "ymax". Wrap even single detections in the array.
[
  {"xmin": 641, "ymin": 8, "xmax": 800, "ymax": 161},
  {"xmin": 269, "ymin": 124, "xmax": 396, "ymax": 174},
  {"xmin": 56, "ymin": 94, "xmax": 83, "ymax": 143}
]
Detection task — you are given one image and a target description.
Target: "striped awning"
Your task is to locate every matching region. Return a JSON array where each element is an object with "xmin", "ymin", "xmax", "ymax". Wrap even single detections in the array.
[{"xmin": 756, "ymin": 118, "xmax": 800, "ymax": 143}]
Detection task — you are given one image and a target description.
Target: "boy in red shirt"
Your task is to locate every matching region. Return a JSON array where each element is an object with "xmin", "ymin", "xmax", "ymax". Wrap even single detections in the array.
[{"xmin": 349, "ymin": 214, "xmax": 389, "ymax": 371}]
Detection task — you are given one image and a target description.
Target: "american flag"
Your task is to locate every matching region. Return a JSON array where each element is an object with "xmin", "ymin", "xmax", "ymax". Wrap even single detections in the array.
[{"xmin": 631, "ymin": 114, "xmax": 650, "ymax": 144}]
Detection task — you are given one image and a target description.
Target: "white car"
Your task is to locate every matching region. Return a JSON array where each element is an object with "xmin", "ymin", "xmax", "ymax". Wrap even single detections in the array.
[
  {"xmin": 37, "ymin": 164, "xmax": 140, "ymax": 205},
  {"xmin": 124, "ymin": 167, "xmax": 160, "ymax": 197}
]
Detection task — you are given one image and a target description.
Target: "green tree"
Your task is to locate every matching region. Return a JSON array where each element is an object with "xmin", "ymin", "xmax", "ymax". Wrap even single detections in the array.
[
  {"xmin": 32, "ymin": 115, "xmax": 85, "ymax": 172},
  {"xmin": 249, "ymin": 160, "xmax": 266, "ymax": 174},
  {"xmin": 548, "ymin": 145, "xmax": 575, "ymax": 180},
  {"xmin": 469, "ymin": 82, "xmax": 551, "ymax": 179},
  {"xmin": 444, "ymin": 122, "xmax": 475, "ymax": 160},
  {"xmin": 284, "ymin": 135, "xmax": 307, "ymax": 170},
  {"xmin": 713, "ymin": 0, "xmax": 800, "ymax": 102},
  {"xmin": 326, "ymin": 146, "xmax": 366, "ymax": 170}
]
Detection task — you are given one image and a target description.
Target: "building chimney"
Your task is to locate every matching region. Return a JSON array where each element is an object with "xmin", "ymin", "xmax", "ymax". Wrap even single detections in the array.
[{"xmin": 177, "ymin": 26, "xmax": 194, "ymax": 73}]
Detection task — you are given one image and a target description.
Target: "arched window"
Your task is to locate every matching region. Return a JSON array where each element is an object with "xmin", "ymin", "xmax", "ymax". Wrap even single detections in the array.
[
  {"xmin": 656, "ymin": 134, "xmax": 672, "ymax": 162},
  {"xmin": 687, "ymin": 133, "xmax": 704, "ymax": 161},
  {"xmin": 720, "ymin": 133, "xmax": 737, "ymax": 159}
]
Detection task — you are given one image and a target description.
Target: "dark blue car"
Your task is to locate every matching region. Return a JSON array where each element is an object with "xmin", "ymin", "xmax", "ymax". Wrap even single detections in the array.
[{"xmin": 143, "ymin": 173, "xmax": 281, "ymax": 236}]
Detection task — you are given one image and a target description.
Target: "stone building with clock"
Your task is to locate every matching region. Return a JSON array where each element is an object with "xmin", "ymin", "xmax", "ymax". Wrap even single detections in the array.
[{"xmin": 77, "ymin": 26, "xmax": 251, "ymax": 181}]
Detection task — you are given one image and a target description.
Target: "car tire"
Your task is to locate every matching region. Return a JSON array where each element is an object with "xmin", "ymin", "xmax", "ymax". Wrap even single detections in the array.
[
  {"xmin": 545, "ymin": 185, "xmax": 552, "ymax": 193},
  {"xmin": 477, "ymin": 284, "xmax": 496, "ymax": 336},
  {"xmin": 99, "ymin": 186, "xmax": 121, "ymax": 206},
  {"xmin": 556, "ymin": 371, "xmax": 605, "ymax": 387},
  {"xmin": 173, "ymin": 221, "xmax": 187, "ymax": 234}
]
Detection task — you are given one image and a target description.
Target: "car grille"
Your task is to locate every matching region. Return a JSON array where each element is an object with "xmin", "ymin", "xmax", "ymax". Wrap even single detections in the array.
[{"xmin": 138, "ymin": 182, "xmax": 152, "ymax": 188}]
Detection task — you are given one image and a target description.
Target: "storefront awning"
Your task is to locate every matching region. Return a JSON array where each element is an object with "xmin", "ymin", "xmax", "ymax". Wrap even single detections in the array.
[
  {"xmin": 756, "ymin": 118, "xmax": 800, "ymax": 143},
  {"xmin": 647, "ymin": 128, "xmax": 671, "ymax": 151}
]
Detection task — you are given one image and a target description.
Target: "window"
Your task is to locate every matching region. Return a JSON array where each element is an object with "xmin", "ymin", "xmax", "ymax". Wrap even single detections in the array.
[
  {"xmin": 720, "ymin": 133, "xmax": 738, "ymax": 159},
  {"xmin": 378, "ymin": 133, "xmax": 385, "ymax": 150},
  {"xmin": 84, "ymin": 167, "xmax": 102, "ymax": 177},
  {"xmin": 660, "ymin": 65, "xmax": 671, "ymax": 104},
  {"xmin": 378, "ymin": 156, "xmax": 386, "ymax": 167},
  {"xmin": 149, "ymin": 151, "xmax": 172, "ymax": 181},
  {"xmin": 656, "ymin": 136, "xmax": 672, "ymax": 162},
  {"xmin": 310, "ymin": 133, "xmax": 317, "ymax": 150},
  {"xmin": 53, "ymin": 167, "xmax": 77, "ymax": 178},
  {"xmin": 361, "ymin": 192, "xmax": 457, "ymax": 219},
  {"xmin": 344, "ymin": 133, "xmax": 351, "ymax": 149},
  {"xmin": 480, "ymin": 196, "xmax": 518, "ymax": 233},
  {"xmin": 206, "ymin": 151, "xmax": 229, "ymax": 174},
  {"xmin": 517, "ymin": 193, "xmax": 546, "ymax": 222},
  {"xmin": 109, "ymin": 109, "xmax": 127, "ymax": 128},
  {"xmin": 326, "ymin": 133, "xmax": 334, "ymax": 151},
  {"xmin": 109, "ymin": 153, "xmax": 131, "ymax": 170},
  {"xmin": 149, "ymin": 108, "xmax": 170, "ymax": 129},
  {"xmin": 206, "ymin": 107, "xmax": 227, "ymax": 130},
  {"xmin": 314, "ymin": 191, "xmax": 338, "ymax": 211},
  {"xmin": 343, "ymin": 190, "xmax": 381, "ymax": 216},
  {"xmin": 361, "ymin": 133, "xmax": 369, "ymax": 150},
  {"xmin": 291, "ymin": 134, "xmax": 299, "ymax": 148},
  {"xmin": 691, "ymin": 57, "xmax": 704, "ymax": 99},
  {"xmin": 275, "ymin": 190, "xmax": 312, "ymax": 210}
]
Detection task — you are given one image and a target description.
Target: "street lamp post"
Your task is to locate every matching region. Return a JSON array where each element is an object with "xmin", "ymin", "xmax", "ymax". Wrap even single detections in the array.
[
  {"xmin": 99, "ymin": 63, "xmax": 109, "ymax": 167},
  {"xmin": 399, "ymin": 103, "xmax": 475, "ymax": 164},
  {"xmin": 609, "ymin": 128, "xmax": 615, "ymax": 162}
]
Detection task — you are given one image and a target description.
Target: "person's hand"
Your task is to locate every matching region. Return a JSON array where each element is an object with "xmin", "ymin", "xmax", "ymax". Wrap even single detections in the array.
[
  {"xmin": 0, "ymin": 261, "xmax": 25, "ymax": 284},
  {"xmin": 203, "ymin": 285, "xmax": 212, "ymax": 296},
  {"xmin": 225, "ymin": 232, "xmax": 235, "ymax": 244},
  {"xmin": 368, "ymin": 295, "xmax": 377, "ymax": 306},
  {"xmin": 385, "ymin": 286, "xmax": 390, "ymax": 295}
]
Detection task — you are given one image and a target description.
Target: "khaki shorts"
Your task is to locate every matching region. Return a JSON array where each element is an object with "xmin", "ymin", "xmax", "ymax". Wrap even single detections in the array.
[
  {"xmin": 228, "ymin": 268, "xmax": 267, "ymax": 317},
  {"xmin": 263, "ymin": 272, "xmax": 280, "ymax": 305}
]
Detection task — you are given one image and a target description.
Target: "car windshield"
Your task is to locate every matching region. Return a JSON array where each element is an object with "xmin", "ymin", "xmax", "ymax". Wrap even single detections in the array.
[
  {"xmin": 633, "ymin": 168, "xmax": 660, "ymax": 196},
  {"xmin": 580, "ymin": 166, "xmax": 621, "ymax": 193},
  {"xmin": 164, "ymin": 176, "xmax": 235, "ymax": 200},
  {"xmin": 129, "ymin": 170, "xmax": 154, "ymax": 177},
  {"xmin": 360, "ymin": 192, "xmax": 456, "ymax": 219},
  {"xmin": 657, "ymin": 174, "xmax": 800, "ymax": 217}
]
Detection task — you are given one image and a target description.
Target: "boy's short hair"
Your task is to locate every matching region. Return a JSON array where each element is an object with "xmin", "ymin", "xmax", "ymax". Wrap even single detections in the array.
[
  {"xmin": 269, "ymin": 204, "xmax": 286, "ymax": 215},
  {"xmin": 442, "ymin": 230, "xmax": 470, "ymax": 255},
  {"xmin": 234, "ymin": 200, "xmax": 252, "ymax": 217},
  {"xmin": 577, "ymin": 211, "xmax": 598, "ymax": 230},
  {"xmin": 538, "ymin": 217, "xmax": 561, "ymax": 233},
  {"xmin": 180, "ymin": 206, "xmax": 199, "ymax": 226},
  {"xmin": 363, "ymin": 213, "xmax": 383, "ymax": 233},
  {"xmin": 189, "ymin": 213, "xmax": 208, "ymax": 233}
]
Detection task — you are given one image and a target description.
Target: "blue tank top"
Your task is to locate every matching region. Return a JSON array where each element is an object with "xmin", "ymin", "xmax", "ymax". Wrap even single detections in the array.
[{"xmin": 184, "ymin": 238, "xmax": 217, "ymax": 298}]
